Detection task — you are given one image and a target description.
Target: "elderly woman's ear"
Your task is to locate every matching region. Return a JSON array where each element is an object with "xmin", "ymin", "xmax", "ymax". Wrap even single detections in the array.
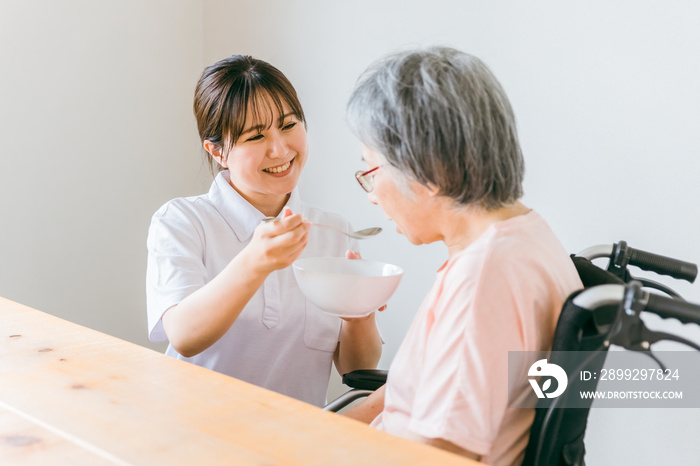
[
  {"xmin": 426, "ymin": 183, "xmax": 441, "ymax": 197},
  {"xmin": 413, "ymin": 181, "xmax": 441, "ymax": 199}
]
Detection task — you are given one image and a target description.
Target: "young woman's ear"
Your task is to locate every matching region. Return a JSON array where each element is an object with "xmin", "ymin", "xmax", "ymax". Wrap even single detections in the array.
[{"xmin": 203, "ymin": 140, "xmax": 227, "ymax": 168}]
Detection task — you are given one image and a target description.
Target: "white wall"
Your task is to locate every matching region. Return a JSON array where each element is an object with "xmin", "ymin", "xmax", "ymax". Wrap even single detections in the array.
[
  {"xmin": 0, "ymin": 0, "xmax": 207, "ymax": 351},
  {"xmin": 203, "ymin": 1, "xmax": 700, "ymax": 464},
  {"xmin": 2, "ymin": 0, "xmax": 699, "ymax": 463}
]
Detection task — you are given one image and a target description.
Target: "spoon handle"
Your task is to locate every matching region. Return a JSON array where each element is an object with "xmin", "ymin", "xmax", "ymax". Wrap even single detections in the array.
[
  {"xmin": 309, "ymin": 222, "xmax": 342, "ymax": 233},
  {"xmin": 262, "ymin": 218, "xmax": 338, "ymax": 229},
  {"xmin": 261, "ymin": 218, "xmax": 363, "ymax": 239},
  {"xmin": 311, "ymin": 223, "xmax": 364, "ymax": 239}
]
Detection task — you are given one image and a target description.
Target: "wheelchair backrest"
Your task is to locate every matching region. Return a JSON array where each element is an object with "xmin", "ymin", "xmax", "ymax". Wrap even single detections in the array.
[{"xmin": 521, "ymin": 256, "xmax": 623, "ymax": 466}]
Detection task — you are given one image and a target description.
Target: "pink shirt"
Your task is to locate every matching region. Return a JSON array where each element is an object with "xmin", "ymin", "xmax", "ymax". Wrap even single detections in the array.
[{"xmin": 372, "ymin": 211, "xmax": 582, "ymax": 465}]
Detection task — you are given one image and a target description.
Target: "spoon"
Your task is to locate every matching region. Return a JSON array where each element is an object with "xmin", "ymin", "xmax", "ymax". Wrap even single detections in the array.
[
  {"xmin": 312, "ymin": 223, "xmax": 383, "ymax": 240},
  {"xmin": 261, "ymin": 217, "xmax": 382, "ymax": 240}
]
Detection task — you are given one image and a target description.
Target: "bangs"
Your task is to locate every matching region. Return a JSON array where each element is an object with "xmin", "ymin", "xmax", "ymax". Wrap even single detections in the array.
[
  {"xmin": 223, "ymin": 81, "xmax": 305, "ymax": 152},
  {"xmin": 248, "ymin": 88, "xmax": 286, "ymax": 133}
]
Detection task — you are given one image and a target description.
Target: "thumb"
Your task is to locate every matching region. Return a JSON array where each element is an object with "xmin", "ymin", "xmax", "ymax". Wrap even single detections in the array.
[
  {"xmin": 282, "ymin": 208, "xmax": 293, "ymax": 218},
  {"xmin": 345, "ymin": 250, "xmax": 362, "ymax": 260}
]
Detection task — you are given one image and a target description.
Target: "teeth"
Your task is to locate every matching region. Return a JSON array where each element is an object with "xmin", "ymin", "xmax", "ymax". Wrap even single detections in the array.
[{"xmin": 263, "ymin": 161, "xmax": 291, "ymax": 173}]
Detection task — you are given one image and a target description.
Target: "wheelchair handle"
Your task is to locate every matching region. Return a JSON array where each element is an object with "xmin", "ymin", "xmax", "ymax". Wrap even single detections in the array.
[
  {"xmin": 576, "ymin": 241, "xmax": 698, "ymax": 283},
  {"xmin": 646, "ymin": 293, "xmax": 700, "ymax": 326},
  {"xmin": 625, "ymin": 245, "xmax": 697, "ymax": 283},
  {"xmin": 574, "ymin": 284, "xmax": 700, "ymax": 326},
  {"xmin": 576, "ymin": 244, "xmax": 613, "ymax": 261}
]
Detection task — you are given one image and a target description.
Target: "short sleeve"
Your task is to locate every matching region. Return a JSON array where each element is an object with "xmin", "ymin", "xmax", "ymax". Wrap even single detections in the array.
[
  {"xmin": 146, "ymin": 202, "xmax": 208, "ymax": 342},
  {"xmin": 406, "ymin": 256, "xmax": 525, "ymax": 455}
]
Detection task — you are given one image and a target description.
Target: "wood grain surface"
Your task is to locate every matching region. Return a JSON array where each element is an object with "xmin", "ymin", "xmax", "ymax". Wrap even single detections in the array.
[{"xmin": 0, "ymin": 297, "xmax": 477, "ymax": 465}]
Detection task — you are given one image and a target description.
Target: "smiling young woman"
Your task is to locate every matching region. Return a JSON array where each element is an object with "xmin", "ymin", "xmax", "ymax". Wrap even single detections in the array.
[{"xmin": 145, "ymin": 55, "xmax": 382, "ymax": 407}]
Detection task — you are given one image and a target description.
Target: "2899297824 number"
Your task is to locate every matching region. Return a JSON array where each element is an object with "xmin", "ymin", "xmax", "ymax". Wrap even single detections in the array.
[{"xmin": 599, "ymin": 368, "xmax": 680, "ymax": 381}]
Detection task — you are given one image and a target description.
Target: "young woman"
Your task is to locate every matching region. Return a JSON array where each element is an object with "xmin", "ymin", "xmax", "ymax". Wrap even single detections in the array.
[{"xmin": 146, "ymin": 55, "xmax": 381, "ymax": 407}]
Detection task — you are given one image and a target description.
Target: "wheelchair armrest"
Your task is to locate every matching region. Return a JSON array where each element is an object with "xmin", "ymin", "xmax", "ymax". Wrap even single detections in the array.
[{"xmin": 342, "ymin": 369, "xmax": 387, "ymax": 390}]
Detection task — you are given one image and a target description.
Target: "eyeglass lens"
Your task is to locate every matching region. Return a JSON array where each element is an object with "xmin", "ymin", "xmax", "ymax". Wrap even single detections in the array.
[{"xmin": 355, "ymin": 167, "xmax": 379, "ymax": 193}]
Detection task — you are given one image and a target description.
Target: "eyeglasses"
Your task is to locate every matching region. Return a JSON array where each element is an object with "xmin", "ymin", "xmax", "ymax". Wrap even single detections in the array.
[{"xmin": 355, "ymin": 166, "xmax": 381, "ymax": 193}]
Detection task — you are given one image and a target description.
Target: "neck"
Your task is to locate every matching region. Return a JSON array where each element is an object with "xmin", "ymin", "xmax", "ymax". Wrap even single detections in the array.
[
  {"xmin": 228, "ymin": 181, "xmax": 290, "ymax": 218},
  {"xmin": 439, "ymin": 201, "xmax": 530, "ymax": 257},
  {"xmin": 256, "ymin": 196, "xmax": 290, "ymax": 218}
]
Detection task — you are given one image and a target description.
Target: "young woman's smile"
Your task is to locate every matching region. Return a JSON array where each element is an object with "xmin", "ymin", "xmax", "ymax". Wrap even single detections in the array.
[
  {"xmin": 217, "ymin": 98, "xmax": 309, "ymax": 215},
  {"xmin": 262, "ymin": 157, "xmax": 294, "ymax": 176}
]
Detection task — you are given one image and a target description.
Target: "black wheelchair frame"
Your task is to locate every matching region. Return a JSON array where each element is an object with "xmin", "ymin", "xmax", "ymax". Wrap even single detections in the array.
[{"xmin": 524, "ymin": 244, "xmax": 699, "ymax": 466}]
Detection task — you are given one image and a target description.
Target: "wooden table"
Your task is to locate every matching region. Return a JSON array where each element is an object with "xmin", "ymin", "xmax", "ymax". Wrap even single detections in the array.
[{"xmin": 0, "ymin": 297, "xmax": 477, "ymax": 465}]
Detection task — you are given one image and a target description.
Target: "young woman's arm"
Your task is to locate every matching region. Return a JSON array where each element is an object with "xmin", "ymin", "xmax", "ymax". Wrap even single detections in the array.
[
  {"xmin": 342, "ymin": 384, "xmax": 386, "ymax": 423},
  {"xmin": 161, "ymin": 210, "xmax": 309, "ymax": 357},
  {"xmin": 333, "ymin": 312, "xmax": 382, "ymax": 374},
  {"xmin": 332, "ymin": 249, "xmax": 383, "ymax": 374}
]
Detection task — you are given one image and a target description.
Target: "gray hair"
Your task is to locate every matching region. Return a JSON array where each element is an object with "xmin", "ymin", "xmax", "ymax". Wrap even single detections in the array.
[{"xmin": 346, "ymin": 46, "xmax": 524, "ymax": 210}]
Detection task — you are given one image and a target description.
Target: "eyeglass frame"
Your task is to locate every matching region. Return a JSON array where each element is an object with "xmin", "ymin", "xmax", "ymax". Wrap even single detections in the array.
[{"xmin": 355, "ymin": 165, "xmax": 381, "ymax": 193}]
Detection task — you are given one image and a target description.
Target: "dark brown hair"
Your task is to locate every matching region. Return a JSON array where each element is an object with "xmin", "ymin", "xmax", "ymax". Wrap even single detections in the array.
[{"xmin": 193, "ymin": 55, "xmax": 306, "ymax": 174}]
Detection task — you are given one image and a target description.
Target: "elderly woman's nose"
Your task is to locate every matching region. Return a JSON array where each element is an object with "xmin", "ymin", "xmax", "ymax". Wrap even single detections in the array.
[{"xmin": 368, "ymin": 191, "xmax": 378, "ymax": 205}]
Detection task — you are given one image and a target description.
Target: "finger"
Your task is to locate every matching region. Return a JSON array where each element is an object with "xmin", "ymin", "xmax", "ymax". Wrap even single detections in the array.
[
  {"xmin": 274, "ymin": 235, "xmax": 310, "ymax": 267},
  {"xmin": 279, "ymin": 223, "xmax": 310, "ymax": 247},
  {"xmin": 288, "ymin": 239, "xmax": 310, "ymax": 261},
  {"xmin": 260, "ymin": 235, "xmax": 308, "ymax": 269},
  {"xmin": 262, "ymin": 213, "xmax": 305, "ymax": 237},
  {"xmin": 285, "ymin": 218, "xmax": 311, "ymax": 239},
  {"xmin": 378, "ymin": 304, "xmax": 387, "ymax": 312},
  {"xmin": 282, "ymin": 207, "xmax": 293, "ymax": 218},
  {"xmin": 277, "ymin": 212, "xmax": 305, "ymax": 231},
  {"xmin": 255, "ymin": 220, "xmax": 278, "ymax": 238},
  {"xmin": 340, "ymin": 312, "xmax": 373, "ymax": 322},
  {"xmin": 346, "ymin": 250, "xmax": 362, "ymax": 260},
  {"xmin": 265, "ymin": 223, "xmax": 310, "ymax": 254}
]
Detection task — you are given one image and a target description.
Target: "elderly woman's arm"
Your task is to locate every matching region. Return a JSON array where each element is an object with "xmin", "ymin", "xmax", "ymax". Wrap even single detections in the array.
[
  {"xmin": 343, "ymin": 387, "xmax": 481, "ymax": 461},
  {"xmin": 333, "ymin": 312, "xmax": 382, "ymax": 375},
  {"xmin": 406, "ymin": 433, "xmax": 482, "ymax": 461}
]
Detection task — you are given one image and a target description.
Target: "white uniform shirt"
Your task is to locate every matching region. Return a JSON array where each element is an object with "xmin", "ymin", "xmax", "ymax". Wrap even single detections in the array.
[{"xmin": 146, "ymin": 171, "xmax": 356, "ymax": 406}]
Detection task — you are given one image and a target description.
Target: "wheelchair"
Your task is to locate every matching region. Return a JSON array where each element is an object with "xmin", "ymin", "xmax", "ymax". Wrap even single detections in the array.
[
  {"xmin": 324, "ymin": 241, "xmax": 700, "ymax": 466},
  {"xmin": 523, "ymin": 243, "xmax": 699, "ymax": 466}
]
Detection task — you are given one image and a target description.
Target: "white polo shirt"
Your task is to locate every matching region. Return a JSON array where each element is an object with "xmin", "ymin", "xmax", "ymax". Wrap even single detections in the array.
[{"xmin": 146, "ymin": 171, "xmax": 356, "ymax": 406}]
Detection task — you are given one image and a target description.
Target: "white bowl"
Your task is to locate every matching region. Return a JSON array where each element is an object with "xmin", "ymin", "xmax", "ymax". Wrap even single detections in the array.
[{"xmin": 293, "ymin": 257, "xmax": 404, "ymax": 318}]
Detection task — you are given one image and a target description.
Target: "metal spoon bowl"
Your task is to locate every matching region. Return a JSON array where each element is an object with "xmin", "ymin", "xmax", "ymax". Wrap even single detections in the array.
[
  {"xmin": 313, "ymin": 223, "xmax": 382, "ymax": 240},
  {"xmin": 261, "ymin": 217, "xmax": 382, "ymax": 240}
]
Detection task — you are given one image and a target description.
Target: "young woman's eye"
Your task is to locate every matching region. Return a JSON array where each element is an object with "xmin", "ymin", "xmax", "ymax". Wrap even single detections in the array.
[
  {"xmin": 282, "ymin": 122, "xmax": 297, "ymax": 130},
  {"xmin": 246, "ymin": 133, "xmax": 263, "ymax": 142}
]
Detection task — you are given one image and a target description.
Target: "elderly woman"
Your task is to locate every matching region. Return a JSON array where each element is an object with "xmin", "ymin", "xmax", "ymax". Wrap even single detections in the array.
[{"xmin": 342, "ymin": 47, "xmax": 582, "ymax": 465}]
